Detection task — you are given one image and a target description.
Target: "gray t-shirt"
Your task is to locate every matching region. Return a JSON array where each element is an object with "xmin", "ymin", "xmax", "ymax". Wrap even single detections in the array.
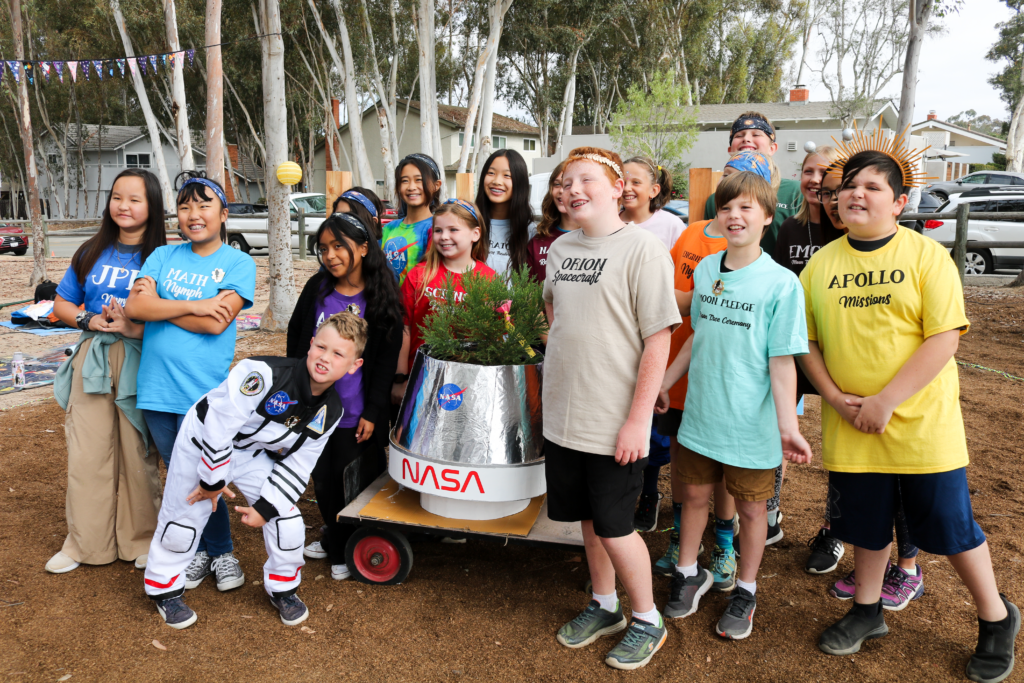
[
  {"xmin": 486, "ymin": 218, "xmax": 537, "ymax": 274},
  {"xmin": 542, "ymin": 223, "xmax": 681, "ymax": 455}
]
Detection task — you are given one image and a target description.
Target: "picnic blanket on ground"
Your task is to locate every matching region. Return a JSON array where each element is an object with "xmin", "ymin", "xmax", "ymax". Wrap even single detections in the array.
[
  {"xmin": 0, "ymin": 344, "xmax": 75, "ymax": 393},
  {"xmin": 0, "ymin": 321, "xmax": 81, "ymax": 337}
]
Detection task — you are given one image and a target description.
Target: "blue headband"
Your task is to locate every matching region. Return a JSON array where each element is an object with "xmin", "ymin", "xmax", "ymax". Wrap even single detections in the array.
[
  {"xmin": 442, "ymin": 198, "xmax": 478, "ymax": 222},
  {"xmin": 331, "ymin": 211, "xmax": 370, "ymax": 237},
  {"xmin": 340, "ymin": 190, "xmax": 377, "ymax": 217},
  {"xmin": 730, "ymin": 115, "xmax": 776, "ymax": 143},
  {"xmin": 725, "ymin": 151, "xmax": 773, "ymax": 184},
  {"xmin": 404, "ymin": 153, "xmax": 441, "ymax": 180},
  {"xmin": 179, "ymin": 177, "xmax": 228, "ymax": 209}
]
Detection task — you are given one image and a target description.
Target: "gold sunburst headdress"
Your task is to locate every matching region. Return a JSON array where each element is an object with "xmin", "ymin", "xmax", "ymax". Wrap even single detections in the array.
[{"xmin": 824, "ymin": 124, "xmax": 935, "ymax": 188}]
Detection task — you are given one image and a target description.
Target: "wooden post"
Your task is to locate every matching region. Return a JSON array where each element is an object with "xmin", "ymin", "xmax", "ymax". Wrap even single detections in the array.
[
  {"xmin": 296, "ymin": 208, "xmax": 306, "ymax": 261},
  {"xmin": 456, "ymin": 173, "xmax": 474, "ymax": 202},
  {"xmin": 325, "ymin": 170, "xmax": 351, "ymax": 213},
  {"xmin": 688, "ymin": 168, "xmax": 722, "ymax": 224},
  {"xmin": 953, "ymin": 202, "xmax": 970, "ymax": 284}
]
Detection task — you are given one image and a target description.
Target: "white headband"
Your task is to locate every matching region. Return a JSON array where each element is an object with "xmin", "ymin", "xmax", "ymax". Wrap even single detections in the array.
[{"xmin": 568, "ymin": 153, "xmax": 623, "ymax": 179}]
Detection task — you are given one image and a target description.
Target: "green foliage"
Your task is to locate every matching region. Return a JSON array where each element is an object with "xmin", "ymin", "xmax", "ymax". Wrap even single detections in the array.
[
  {"xmin": 974, "ymin": 152, "xmax": 1008, "ymax": 172},
  {"xmin": 946, "ymin": 110, "xmax": 1007, "ymax": 139},
  {"xmin": 610, "ymin": 70, "xmax": 699, "ymax": 170},
  {"xmin": 986, "ymin": 1, "xmax": 1024, "ymax": 112},
  {"xmin": 421, "ymin": 267, "xmax": 547, "ymax": 366}
]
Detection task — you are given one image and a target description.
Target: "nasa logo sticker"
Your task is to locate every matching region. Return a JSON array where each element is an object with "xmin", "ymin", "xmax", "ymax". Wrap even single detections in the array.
[
  {"xmin": 383, "ymin": 236, "xmax": 411, "ymax": 276},
  {"xmin": 264, "ymin": 390, "xmax": 298, "ymax": 416},
  {"xmin": 240, "ymin": 371, "xmax": 264, "ymax": 396},
  {"xmin": 437, "ymin": 383, "xmax": 466, "ymax": 411}
]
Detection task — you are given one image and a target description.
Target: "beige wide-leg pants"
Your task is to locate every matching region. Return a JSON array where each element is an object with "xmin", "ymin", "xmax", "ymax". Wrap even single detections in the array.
[{"xmin": 61, "ymin": 337, "xmax": 162, "ymax": 564}]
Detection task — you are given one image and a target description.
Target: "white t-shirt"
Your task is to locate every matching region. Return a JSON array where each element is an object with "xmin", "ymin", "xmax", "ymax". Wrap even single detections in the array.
[
  {"xmin": 635, "ymin": 210, "xmax": 686, "ymax": 251},
  {"xmin": 486, "ymin": 218, "xmax": 537, "ymax": 274}
]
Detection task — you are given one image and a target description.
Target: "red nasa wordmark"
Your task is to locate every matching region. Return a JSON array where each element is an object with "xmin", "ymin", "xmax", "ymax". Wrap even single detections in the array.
[{"xmin": 400, "ymin": 458, "xmax": 485, "ymax": 494}]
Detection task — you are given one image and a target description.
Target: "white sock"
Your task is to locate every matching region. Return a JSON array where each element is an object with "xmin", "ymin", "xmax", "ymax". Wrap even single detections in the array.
[
  {"xmin": 676, "ymin": 561, "xmax": 698, "ymax": 578},
  {"xmin": 593, "ymin": 591, "xmax": 618, "ymax": 612},
  {"xmin": 767, "ymin": 509, "xmax": 779, "ymax": 526},
  {"xmin": 633, "ymin": 607, "xmax": 662, "ymax": 626},
  {"xmin": 736, "ymin": 578, "xmax": 756, "ymax": 595}
]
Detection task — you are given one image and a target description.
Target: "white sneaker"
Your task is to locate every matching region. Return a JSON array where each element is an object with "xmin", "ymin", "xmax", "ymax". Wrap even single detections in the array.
[
  {"xmin": 210, "ymin": 552, "xmax": 245, "ymax": 592},
  {"xmin": 45, "ymin": 552, "xmax": 80, "ymax": 574},
  {"xmin": 304, "ymin": 541, "xmax": 328, "ymax": 559},
  {"xmin": 331, "ymin": 564, "xmax": 351, "ymax": 581},
  {"xmin": 134, "ymin": 554, "xmax": 148, "ymax": 570}
]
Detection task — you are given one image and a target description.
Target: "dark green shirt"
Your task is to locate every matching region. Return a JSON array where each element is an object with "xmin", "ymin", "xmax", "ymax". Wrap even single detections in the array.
[{"xmin": 704, "ymin": 179, "xmax": 803, "ymax": 255}]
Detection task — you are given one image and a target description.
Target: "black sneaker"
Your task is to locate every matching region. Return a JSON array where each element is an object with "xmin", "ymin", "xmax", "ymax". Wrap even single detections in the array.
[
  {"xmin": 966, "ymin": 595, "xmax": 1020, "ymax": 683},
  {"xmin": 717, "ymin": 587, "xmax": 757, "ymax": 640},
  {"xmin": 664, "ymin": 567, "xmax": 713, "ymax": 620},
  {"xmin": 633, "ymin": 492, "xmax": 662, "ymax": 533},
  {"xmin": 765, "ymin": 511, "xmax": 783, "ymax": 545},
  {"xmin": 819, "ymin": 601, "xmax": 889, "ymax": 655},
  {"xmin": 155, "ymin": 596, "xmax": 197, "ymax": 630},
  {"xmin": 805, "ymin": 527, "xmax": 845, "ymax": 574},
  {"xmin": 269, "ymin": 593, "xmax": 310, "ymax": 626}
]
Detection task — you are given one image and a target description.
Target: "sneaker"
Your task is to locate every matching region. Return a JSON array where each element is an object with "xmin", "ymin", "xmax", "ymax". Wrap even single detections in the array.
[
  {"xmin": 717, "ymin": 587, "xmax": 757, "ymax": 640},
  {"xmin": 829, "ymin": 569, "xmax": 857, "ymax": 600},
  {"xmin": 653, "ymin": 540, "xmax": 680, "ymax": 577},
  {"xmin": 155, "ymin": 596, "xmax": 198, "ymax": 630},
  {"xmin": 556, "ymin": 600, "xmax": 628, "ymax": 648},
  {"xmin": 709, "ymin": 545, "xmax": 737, "ymax": 593},
  {"xmin": 269, "ymin": 593, "xmax": 309, "ymax": 626},
  {"xmin": 303, "ymin": 541, "xmax": 328, "ymax": 559},
  {"xmin": 765, "ymin": 511, "xmax": 783, "ymax": 546},
  {"xmin": 134, "ymin": 554, "xmax": 148, "ymax": 570},
  {"xmin": 819, "ymin": 601, "xmax": 889, "ymax": 655},
  {"xmin": 665, "ymin": 567, "xmax": 713, "ymax": 620},
  {"xmin": 604, "ymin": 616, "xmax": 667, "ymax": 671},
  {"xmin": 210, "ymin": 552, "xmax": 245, "ymax": 591},
  {"xmin": 45, "ymin": 552, "xmax": 80, "ymax": 574},
  {"xmin": 331, "ymin": 563, "xmax": 351, "ymax": 581},
  {"xmin": 633, "ymin": 492, "xmax": 662, "ymax": 533},
  {"xmin": 184, "ymin": 551, "xmax": 212, "ymax": 589},
  {"xmin": 880, "ymin": 564, "xmax": 924, "ymax": 611},
  {"xmin": 966, "ymin": 595, "xmax": 1020, "ymax": 683},
  {"xmin": 805, "ymin": 528, "xmax": 844, "ymax": 574}
]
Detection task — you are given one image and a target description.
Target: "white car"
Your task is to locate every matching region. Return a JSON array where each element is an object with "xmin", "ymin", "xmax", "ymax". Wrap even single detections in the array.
[
  {"xmin": 225, "ymin": 193, "xmax": 328, "ymax": 255},
  {"xmin": 528, "ymin": 172, "xmax": 550, "ymax": 219},
  {"xmin": 923, "ymin": 188, "xmax": 1024, "ymax": 275}
]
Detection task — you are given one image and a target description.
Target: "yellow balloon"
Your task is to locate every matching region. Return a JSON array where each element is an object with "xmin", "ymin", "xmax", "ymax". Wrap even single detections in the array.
[{"xmin": 276, "ymin": 161, "xmax": 302, "ymax": 186}]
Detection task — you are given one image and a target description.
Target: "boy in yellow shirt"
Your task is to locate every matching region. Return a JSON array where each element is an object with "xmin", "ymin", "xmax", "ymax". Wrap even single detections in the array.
[{"xmin": 799, "ymin": 138, "xmax": 1018, "ymax": 683}]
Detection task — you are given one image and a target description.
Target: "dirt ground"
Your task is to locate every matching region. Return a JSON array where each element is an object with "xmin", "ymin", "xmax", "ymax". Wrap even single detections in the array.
[{"xmin": 1, "ymin": 260, "xmax": 1023, "ymax": 682}]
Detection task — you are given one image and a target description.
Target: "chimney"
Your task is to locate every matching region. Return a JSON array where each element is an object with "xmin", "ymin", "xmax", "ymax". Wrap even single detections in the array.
[
  {"xmin": 331, "ymin": 98, "xmax": 341, "ymax": 128},
  {"xmin": 927, "ymin": 110, "xmax": 937, "ymax": 121},
  {"xmin": 789, "ymin": 85, "xmax": 809, "ymax": 105}
]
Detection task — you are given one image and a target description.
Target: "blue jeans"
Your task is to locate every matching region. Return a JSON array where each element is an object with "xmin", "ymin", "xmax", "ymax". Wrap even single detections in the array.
[{"xmin": 143, "ymin": 409, "xmax": 234, "ymax": 557}]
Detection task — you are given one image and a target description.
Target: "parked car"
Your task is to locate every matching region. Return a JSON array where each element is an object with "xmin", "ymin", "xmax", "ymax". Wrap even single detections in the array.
[
  {"xmin": 899, "ymin": 191, "xmax": 943, "ymax": 232},
  {"xmin": 528, "ymin": 172, "xmax": 551, "ymax": 219},
  {"xmin": 922, "ymin": 188, "xmax": 1024, "ymax": 274},
  {"xmin": 381, "ymin": 201, "xmax": 398, "ymax": 226},
  {"xmin": 0, "ymin": 224, "xmax": 28, "ymax": 255},
  {"xmin": 663, "ymin": 199, "xmax": 689, "ymax": 223},
  {"xmin": 924, "ymin": 171, "xmax": 1024, "ymax": 201},
  {"xmin": 224, "ymin": 193, "xmax": 328, "ymax": 255}
]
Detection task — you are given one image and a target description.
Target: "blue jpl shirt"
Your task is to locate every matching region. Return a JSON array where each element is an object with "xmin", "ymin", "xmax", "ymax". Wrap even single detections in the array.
[
  {"xmin": 56, "ymin": 243, "xmax": 142, "ymax": 313},
  {"xmin": 136, "ymin": 243, "xmax": 256, "ymax": 415}
]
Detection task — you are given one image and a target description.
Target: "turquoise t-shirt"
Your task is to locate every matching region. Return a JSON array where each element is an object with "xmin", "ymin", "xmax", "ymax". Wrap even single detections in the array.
[
  {"xmin": 679, "ymin": 250, "xmax": 808, "ymax": 469},
  {"xmin": 136, "ymin": 243, "xmax": 256, "ymax": 414},
  {"xmin": 382, "ymin": 217, "xmax": 432, "ymax": 284}
]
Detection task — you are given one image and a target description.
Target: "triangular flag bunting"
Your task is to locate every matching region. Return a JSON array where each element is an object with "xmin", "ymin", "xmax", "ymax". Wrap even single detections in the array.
[
  {"xmin": 82, "ymin": 61, "xmax": 89, "ymax": 81},
  {"xmin": 137, "ymin": 57, "xmax": 146, "ymax": 75},
  {"xmin": 8, "ymin": 62, "xmax": 19, "ymax": 83},
  {"xmin": 106, "ymin": 60, "xmax": 115, "ymax": 78},
  {"xmin": 40, "ymin": 62, "xmax": 50, "ymax": 82},
  {"xmin": 161, "ymin": 54, "xmax": 167, "ymax": 68},
  {"xmin": 116, "ymin": 59, "xmax": 125, "ymax": 77},
  {"xmin": 67, "ymin": 61, "xmax": 77, "ymax": 82},
  {"xmin": 54, "ymin": 61, "xmax": 64, "ymax": 83},
  {"xmin": 149, "ymin": 55, "xmax": 157, "ymax": 72},
  {"xmin": 24, "ymin": 62, "xmax": 33, "ymax": 85},
  {"xmin": 92, "ymin": 60, "xmax": 102, "ymax": 80},
  {"xmin": 186, "ymin": 49, "xmax": 194, "ymax": 67},
  {"xmin": 128, "ymin": 58, "xmax": 137, "ymax": 77},
  {"xmin": 169, "ymin": 52, "xmax": 178, "ymax": 68}
]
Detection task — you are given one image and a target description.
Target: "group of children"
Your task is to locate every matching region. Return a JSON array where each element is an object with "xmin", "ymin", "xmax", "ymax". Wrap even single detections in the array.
[{"xmin": 45, "ymin": 110, "xmax": 1018, "ymax": 681}]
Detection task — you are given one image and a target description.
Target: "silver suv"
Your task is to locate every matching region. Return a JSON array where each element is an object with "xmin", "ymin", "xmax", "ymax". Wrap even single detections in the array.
[
  {"xmin": 925, "ymin": 171, "xmax": 1024, "ymax": 201},
  {"xmin": 922, "ymin": 189, "xmax": 1024, "ymax": 274}
]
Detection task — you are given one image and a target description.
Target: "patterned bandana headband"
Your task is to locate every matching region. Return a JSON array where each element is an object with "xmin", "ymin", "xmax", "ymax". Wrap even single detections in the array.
[
  {"xmin": 179, "ymin": 177, "xmax": 228, "ymax": 208},
  {"xmin": 725, "ymin": 151, "xmax": 773, "ymax": 184},
  {"xmin": 404, "ymin": 153, "xmax": 441, "ymax": 180},
  {"xmin": 825, "ymin": 123, "xmax": 934, "ymax": 189},
  {"xmin": 568, "ymin": 153, "xmax": 623, "ymax": 179},
  {"xmin": 340, "ymin": 190, "xmax": 377, "ymax": 217},
  {"xmin": 442, "ymin": 198, "xmax": 479, "ymax": 222},
  {"xmin": 730, "ymin": 115, "xmax": 776, "ymax": 142},
  {"xmin": 331, "ymin": 211, "xmax": 370, "ymax": 237}
]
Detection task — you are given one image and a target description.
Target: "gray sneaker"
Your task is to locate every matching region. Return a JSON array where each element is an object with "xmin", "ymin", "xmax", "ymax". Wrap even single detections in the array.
[
  {"xmin": 269, "ymin": 593, "xmax": 309, "ymax": 626},
  {"xmin": 716, "ymin": 587, "xmax": 757, "ymax": 640},
  {"xmin": 664, "ymin": 567, "xmax": 713, "ymax": 620},
  {"xmin": 604, "ymin": 616, "xmax": 667, "ymax": 671},
  {"xmin": 184, "ymin": 550, "xmax": 212, "ymax": 589},
  {"xmin": 155, "ymin": 596, "xmax": 198, "ymax": 630},
  {"xmin": 556, "ymin": 600, "xmax": 628, "ymax": 648},
  {"xmin": 210, "ymin": 552, "xmax": 245, "ymax": 591}
]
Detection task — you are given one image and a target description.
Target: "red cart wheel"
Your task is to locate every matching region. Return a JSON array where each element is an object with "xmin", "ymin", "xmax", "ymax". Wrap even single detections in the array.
[{"xmin": 345, "ymin": 527, "xmax": 413, "ymax": 585}]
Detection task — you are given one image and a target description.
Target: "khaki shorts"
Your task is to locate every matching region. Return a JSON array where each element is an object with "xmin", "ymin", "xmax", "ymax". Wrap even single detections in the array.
[{"xmin": 675, "ymin": 446, "xmax": 775, "ymax": 502}]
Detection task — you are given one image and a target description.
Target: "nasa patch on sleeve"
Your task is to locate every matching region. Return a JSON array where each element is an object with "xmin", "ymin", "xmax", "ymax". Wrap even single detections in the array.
[
  {"xmin": 306, "ymin": 405, "xmax": 327, "ymax": 434},
  {"xmin": 265, "ymin": 391, "xmax": 298, "ymax": 415},
  {"xmin": 240, "ymin": 371, "xmax": 265, "ymax": 396}
]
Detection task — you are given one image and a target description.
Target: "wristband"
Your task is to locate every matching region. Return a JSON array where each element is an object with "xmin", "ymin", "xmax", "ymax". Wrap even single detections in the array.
[
  {"xmin": 77, "ymin": 311, "xmax": 96, "ymax": 331},
  {"xmin": 393, "ymin": 373, "xmax": 409, "ymax": 384}
]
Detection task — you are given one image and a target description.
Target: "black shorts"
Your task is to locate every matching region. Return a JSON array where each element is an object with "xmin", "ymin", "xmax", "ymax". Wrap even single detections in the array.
[
  {"xmin": 544, "ymin": 439, "xmax": 647, "ymax": 539},
  {"xmin": 655, "ymin": 408, "xmax": 683, "ymax": 439}
]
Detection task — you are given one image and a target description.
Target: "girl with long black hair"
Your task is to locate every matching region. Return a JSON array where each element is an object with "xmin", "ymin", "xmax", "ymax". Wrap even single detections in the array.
[
  {"xmin": 287, "ymin": 211, "xmax": 403, "ymax": 580},
  {"xmin": 47, "ymin": 169, "xmax": 167, "ymax": 575},
  {"xmin": 475, "ymin": 149, "xmax": 535, "ymax": 274},
  {"xmin": 382, "ymin": 154, "xmax": 442, "ymax": 284}
]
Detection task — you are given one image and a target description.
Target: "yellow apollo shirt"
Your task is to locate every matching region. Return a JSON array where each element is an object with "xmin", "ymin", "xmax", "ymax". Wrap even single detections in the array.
[{"xmin": 799, "ymin": 228, "xmax": 970, "ymax": 474}]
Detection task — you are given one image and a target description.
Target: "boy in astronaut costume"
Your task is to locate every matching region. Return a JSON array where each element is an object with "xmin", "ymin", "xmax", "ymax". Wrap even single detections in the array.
[{"xmin": 143, "ymin": 312, "xmax": 367, "ymax": 628}]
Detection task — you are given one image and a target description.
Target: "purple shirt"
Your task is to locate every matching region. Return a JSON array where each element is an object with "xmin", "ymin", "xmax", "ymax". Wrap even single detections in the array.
[{"xmin": 314, "ymin": 287, "xmax": 367, "ymax": 428}]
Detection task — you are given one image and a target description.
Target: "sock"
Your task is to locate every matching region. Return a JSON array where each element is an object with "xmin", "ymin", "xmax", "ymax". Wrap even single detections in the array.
[
  {"xmin": 714, "ymin": 516, "xmax": 734, "ymax": 552},
  {"xmin": 670, "ymin": 502, "xmax": 682, "ymax": 544},
  {"xmin": 852, "ymin": 600, "xmax": 882, "ymax": 617},
  {"xmin": 633, "ymin": 607, "xmax": 662, "ymax": 626},
  {"xmin": 676, "ymin": 561, "xmax": 698, "ymax": 578},
  {"xmin": 642, "ymin": 465, "xmax": 661, "ymax": 496},
  {"xmin": 593, "ymin": 591, "xmax": 618, "ymax": 612},
  {"xmin": 767, "ymin": 508, "xmax": 779, "ymax": 527},
  {"xmin": 736, "ymin": 578, "xmax": 756, "ymax": 595}
]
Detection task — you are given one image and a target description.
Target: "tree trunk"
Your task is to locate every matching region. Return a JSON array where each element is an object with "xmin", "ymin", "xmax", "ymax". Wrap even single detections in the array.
[
  {"xmin": 10, "ymin": 0, "xmax": 45, "ymax": 283},
  {"xmin": 415, "ymin": 0, "xmax": 446, "ymax": 195},
  {"xmin": 359, "ymin": 0, "xmax": 399, "ymax": 199},
  {"xmin": 895, "ymin": 0, "xmax": 933, "ymax": 135},
  {"xmin": 554, "ymin": 44, "xmax": 582, "ymax": 157},
  {"xmin": 457, "ymin": 0, "xmax": 512, "ymax": 174},
  {"xmin": 165, "ymin": 0, "xmax": 195, "ymax": 170},
  {"xmin": 205, "ymin": 0, "xmax": 224, "ymax": 186},
  {"xmin": 1007, "ymin": 32, "xmax": 1024, "ymax": 173},
  {"xmin": 475, "ymin": 43, "xmax": 500, "ymax": 169},
  {"xmin": 111, "ymin": 0, "xmax": 174, "ymax": 212},
  {"xmin": 258, "ymin": 0, "xmax": 295, "ymax": 331}
]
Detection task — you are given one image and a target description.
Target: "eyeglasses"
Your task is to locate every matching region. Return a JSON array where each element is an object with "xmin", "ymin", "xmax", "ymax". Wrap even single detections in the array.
[{"xmin": 816, "ymin": 189, "xmax": 840, "ymax": 204}]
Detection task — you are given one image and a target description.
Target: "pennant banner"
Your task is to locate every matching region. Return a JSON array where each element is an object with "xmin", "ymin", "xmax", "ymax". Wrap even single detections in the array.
[
  {"xmin": 116, "ymin": 59, "xmax": 125, "ymax": 77},
  {"xmin": 9, "ymin": 61, "xmax": 19, "ymax": 84},
  {"xmin": 92, "ymin": 60, "xmax": 102, "ymax": 81},
  {"xmin": 67, "ymin": 61, "xmax": 77, "ymax": 83},
  {"xmin": 137, "ymin": 56, "xmax": 146, "ymax": 75},
  {"xmin": 186, "ymin": 49, "xmax": 195, "ymax": 67},
  {"xmin": 54, "ymin": 61, "xmax": 64, "ymax": 83},
  {"xmin": 149, "ymin": 55, "xmax": 157, "ymax": 73}
]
